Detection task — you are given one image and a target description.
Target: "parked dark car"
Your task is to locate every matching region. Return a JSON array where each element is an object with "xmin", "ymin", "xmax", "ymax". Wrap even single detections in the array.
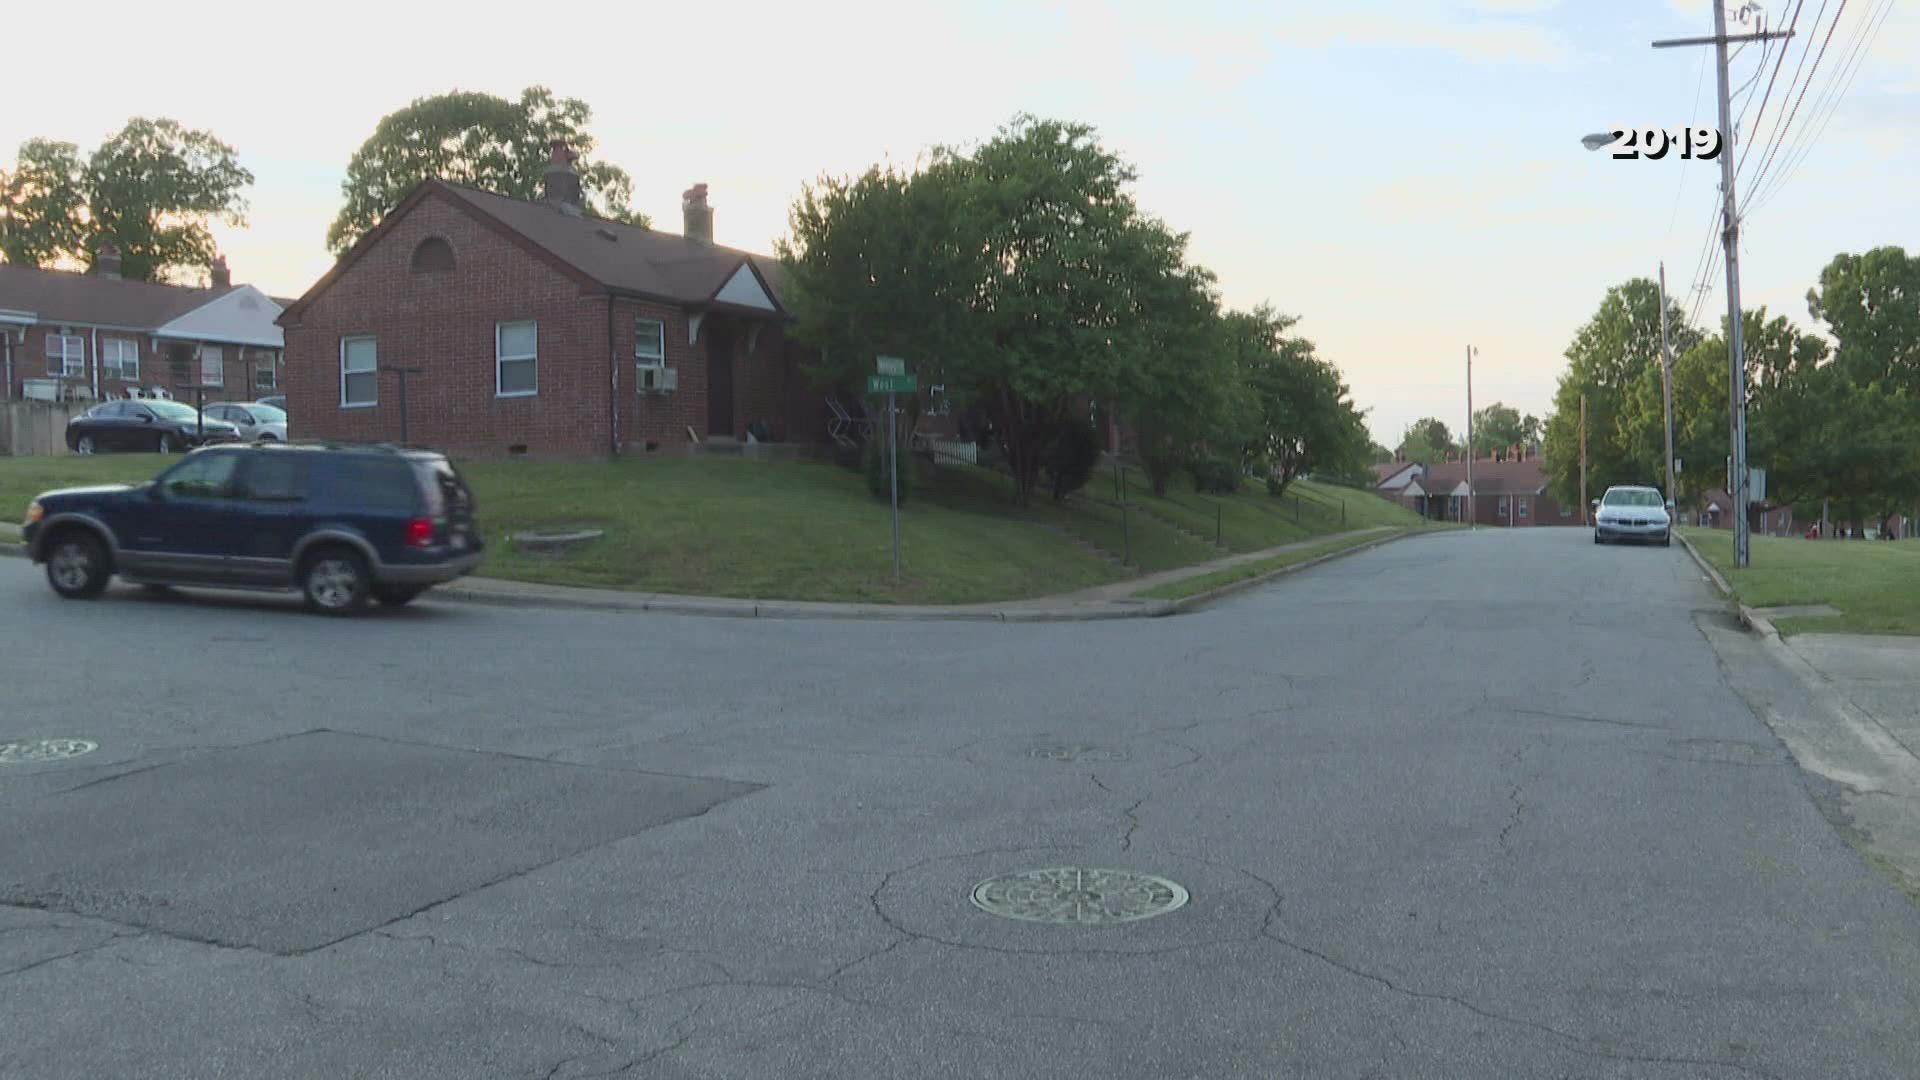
[
  {"xmin": 66, "ymin": 399, "xmax": 241, "ymax": 454},
  {"xmin": 21, "ymin": 442, "xmax": 483, "ymax": 613}
]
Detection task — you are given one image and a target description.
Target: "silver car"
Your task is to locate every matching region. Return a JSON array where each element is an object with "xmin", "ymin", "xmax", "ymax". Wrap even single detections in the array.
[
  {"xmin": 206, "ymin": 401, "xmax": 289, "ymax": 442},
  {"xmin": 1592, "ymin": 485, "xmax": 1673, "ymax": 546}
]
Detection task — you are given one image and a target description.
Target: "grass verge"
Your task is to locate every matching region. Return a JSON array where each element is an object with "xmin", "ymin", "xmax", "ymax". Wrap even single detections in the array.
[
  {"xmin": 1682, "ymin": 527, "xmax": 1920, "ymax": 636},
  {"xmin": 1134, "ymin": 530, "xmax": 1405, "ymax": 601}
]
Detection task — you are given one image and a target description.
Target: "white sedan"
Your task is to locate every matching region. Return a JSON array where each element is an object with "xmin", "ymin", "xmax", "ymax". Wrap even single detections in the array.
[
  {"xmin": 1592, "ymin": 485, "xmax": 1673, "ymax": 546},
  {"xmin": 205, "ymin": 401, "xmax": 289, "ymax": 442}
]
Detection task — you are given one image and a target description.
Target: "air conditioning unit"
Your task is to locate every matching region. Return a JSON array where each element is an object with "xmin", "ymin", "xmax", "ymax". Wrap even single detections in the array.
[{"xmin": 639, "ymin": 366, "xmax": 679, "ymax": 393}]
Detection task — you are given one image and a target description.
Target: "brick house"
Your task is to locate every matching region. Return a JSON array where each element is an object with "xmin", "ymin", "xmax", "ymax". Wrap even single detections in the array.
[
  {"xmin": 1374, "ymin": 448, "xmax": 1575, "ymax": 526},
  {"xmin": 277, "ymin": 146, "xmax": 843, "ymax": 459},
  {"xmin": 0, "ymin": 249, "xmax": 285, "ymax": 407}
]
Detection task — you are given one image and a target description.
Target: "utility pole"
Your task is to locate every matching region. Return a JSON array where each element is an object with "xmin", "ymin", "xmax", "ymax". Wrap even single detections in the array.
[
  {"xmin": 1658, "ymin": 263, "xmax": 1677, "ymax": 506},
  {"xmin": 1580, "ymin": 393, "xmax": 1588, "ymax": 525},
  {"xmin": 1655, "ymin": 11, "xmax": 1793, "ymax": 569},
  {"xmin": 1466, "ymin": 345, "xmax": 1476, "ymax": 529}
]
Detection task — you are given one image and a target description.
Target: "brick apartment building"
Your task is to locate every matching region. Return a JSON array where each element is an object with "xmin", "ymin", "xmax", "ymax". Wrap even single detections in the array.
[
  {"xmin": 278, "ymin": 145, "xmax": 847, "ymax": 459},
  {"xmin": 1374, "ymin": 447, "xmax": 1577, "ymax": 526},
  {"xmin": 1, "ymin": 250, "xmax": 286, "ymax": 406}
]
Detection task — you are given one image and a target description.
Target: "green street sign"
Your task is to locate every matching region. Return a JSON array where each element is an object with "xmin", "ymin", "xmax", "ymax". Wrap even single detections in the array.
[
  {"xmin": 867, "ymin": 374, "xmax": 917, "ymax": 394},
  {"xmin": 875, "ymin": 355, "xmax": 906, "ymax": 376}
]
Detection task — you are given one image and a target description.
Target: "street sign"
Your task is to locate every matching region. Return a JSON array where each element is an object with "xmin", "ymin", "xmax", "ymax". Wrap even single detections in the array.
[
  {"xmin": 867, "ymin": 374, "xmax": 917, "ymax": 394},
  {"xmin": 875, "ymin": 355, "xmax": 906, "ymax": 376}
]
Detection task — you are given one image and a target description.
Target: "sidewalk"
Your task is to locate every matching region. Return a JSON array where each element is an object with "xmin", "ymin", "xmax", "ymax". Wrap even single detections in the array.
[{"xmin": 0, "ymin": 521, "xmax": 1419, "ymax": 622}]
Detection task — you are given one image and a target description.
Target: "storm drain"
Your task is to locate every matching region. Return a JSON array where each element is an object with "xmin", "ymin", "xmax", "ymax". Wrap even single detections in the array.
[
  {"xmin": 0, "ymin": 738, "xmax": 98, "ymax": 765},
  {"xmin": 970, "ymin": 867, "xmax": 1190, "ymax": 926}
]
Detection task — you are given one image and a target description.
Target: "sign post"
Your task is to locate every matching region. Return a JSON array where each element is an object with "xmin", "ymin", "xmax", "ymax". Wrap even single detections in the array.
[{"xmin": 870, "ymin": 359, "xmax": 914, "ymax": 582}]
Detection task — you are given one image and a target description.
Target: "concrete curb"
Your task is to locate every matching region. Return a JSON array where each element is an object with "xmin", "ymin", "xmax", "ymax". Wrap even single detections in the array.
[
  {"xmin": 433, "ymin": 581, "xmax": 1178, "ymax": 623},
  {"xmin": 1163, "ymin": 528, "xmax": 1422, "ymax": 614},
  {"xmin": 1675, "ymin": 532, "xmax": 1776, "ymax": 637}
]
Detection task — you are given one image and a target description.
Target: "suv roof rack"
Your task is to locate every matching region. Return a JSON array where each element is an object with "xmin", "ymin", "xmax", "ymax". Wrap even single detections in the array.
[{"xmin": 277, "ymin": 438, "xmax": 437, "ymax": 455}]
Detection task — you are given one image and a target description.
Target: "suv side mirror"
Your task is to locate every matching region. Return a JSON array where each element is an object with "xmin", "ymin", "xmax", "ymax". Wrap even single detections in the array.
[
  {"xmin": 139, "ymin": 413, "xmax": 153, "ymax": 423},
  {"xmin": 1590, "ymin": 499, "xmax": 1600, "ymax": 512},
  {"xmin": 1665, "ymin": 500, "xmax": 1675, "ymax": 512}
]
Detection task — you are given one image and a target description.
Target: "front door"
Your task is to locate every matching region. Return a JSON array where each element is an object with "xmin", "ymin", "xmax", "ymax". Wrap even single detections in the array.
[
  {"xmin": 706, "ymin": 322, "xmax": 735, "ymax": 438},
  {"xmin": 122, "ymin": 451, "xmax": 244, "ymax": 582}
]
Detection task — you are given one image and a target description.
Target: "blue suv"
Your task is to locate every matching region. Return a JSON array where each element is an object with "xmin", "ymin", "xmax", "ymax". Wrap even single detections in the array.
[{"xmin": 22, "ymin": 443, "xmax": 483, "ymax": 613}]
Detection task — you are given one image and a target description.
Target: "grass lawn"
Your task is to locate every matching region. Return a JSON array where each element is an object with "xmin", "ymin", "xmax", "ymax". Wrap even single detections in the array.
[
  {"xmin": 1682, "ymin": 527, "xmax": 1920, "ymax": 636},
  {"xmin": 1135, "ymin": 529, "xmax": 1407, "ymax": 601},
  {"xmin": 0, "ymin": 452, "xmax": 1426, "ymax": 605}
]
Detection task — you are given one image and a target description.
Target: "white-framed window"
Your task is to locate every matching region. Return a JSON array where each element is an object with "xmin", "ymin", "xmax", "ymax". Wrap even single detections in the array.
[
  {"xmin": 201, "ymin": 345, "xmax": 224, "ymax": 387},
  {"xmin": 1517, "ymin": 496, "xmax": 1529, "ymax": 519},
  {"xmin": 46, "ymin": 333, "xmax": 85, "ymax": 378},
  {"xmin": 496, "ymin": 320, "xmax": 537, "ymax": 397},
  {"xmin": 635, "ymin": 317, "xmax": 665, "ymax": 369},
  {"xmin": 100, "ymin": 337, "xmax": 140, "ymax": 381},
  {"xmin": 1497, "ymin": 495, "xmax": 1510, "ymax": 517},
  {"xmin": 255, "ymin": 351, "xmax": 279, "ymax": 391},
  {"xmin": 341, "ymin": 336, "xmax": 377, "ymax": 407}
]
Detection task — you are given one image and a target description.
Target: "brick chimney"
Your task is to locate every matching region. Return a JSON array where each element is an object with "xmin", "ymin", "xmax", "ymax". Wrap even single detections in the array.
[
  {"xmin": 542, "ymin": 141, "xmax": 582, "ymax": 215},
  {"xmin": 210, "ymin": 255, "xmax": 231, "ymax": 289},
  {"xmin": 682, "ymin": 183, "xmax": 713, "ymax": 244},
  {"xmin": 94, "ymin": 240, "xmax": 122, "ymax": 279}
]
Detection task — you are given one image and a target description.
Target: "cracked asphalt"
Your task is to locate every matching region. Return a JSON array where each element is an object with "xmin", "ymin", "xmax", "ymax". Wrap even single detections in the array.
[{"xmin": 4, "ymin": 528, "xmax": 1920, "ymax": 1078}]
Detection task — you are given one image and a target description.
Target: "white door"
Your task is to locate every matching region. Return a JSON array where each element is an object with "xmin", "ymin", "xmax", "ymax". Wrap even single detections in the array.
[{"xmin": 201, "ymin": 346, "xmax": 224, "ymax": 388}]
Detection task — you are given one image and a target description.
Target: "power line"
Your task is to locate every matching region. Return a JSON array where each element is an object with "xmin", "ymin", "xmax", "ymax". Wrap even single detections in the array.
[
  {"xmin": 1734, "ymin": 0, "xmax": 1808, "ymax": 183},
  {"xmin": 1746, "ymin": 0, "xmax": 1850, "ymax": 202},
  {"xmin": 1748, "ymin": 0, "xmax": 1895, "ymax": 215},
  {"xmin": 1665, "ymin": 48, "xmax": 1712, "ymax": 246}
]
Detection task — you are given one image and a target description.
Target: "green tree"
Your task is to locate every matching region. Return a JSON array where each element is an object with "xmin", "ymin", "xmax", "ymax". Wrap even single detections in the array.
[
  {"xmin": 1, "ymin": 119, "xmax": 252, "ymax": 283},
  {"xmin": 1808, "ymin": 246, "xmax": 1920, "ymax": 394},
  {"xmin": 1469, "ymin": 402, "xmax": 1539, "ymax": 455},
  {"xmin": 1542, "ymin": 278, "xmax": 1699, "ymax": 505},
  {"xmin": 1241, "ymin": 317, "xmax": 1369, "ymax": 499},
  {"xmin": 1395, "ymin": 417, "xmax": 1454, "ymax": 465},
  {"xmin": 0, "ymin": 139, "xmax": 86, "ymax": 268},
  {"xmin": 328, "ymin": 87, "xmax": 643, "ymax": 255},
  {"xmin": 1115, "ymin": 228, "xmax": 1240, "ymax": 498},
  {"xmin": 782, "ymin": 115, "xmax": 1188, "ymax": 505}
]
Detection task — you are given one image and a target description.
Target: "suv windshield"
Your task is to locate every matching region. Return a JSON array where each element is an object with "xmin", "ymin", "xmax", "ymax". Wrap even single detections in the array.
[
  {"xmin": 245, "ymin": 404, "xmax": 287, "ymax": 423},
  {"xmin": 1603, "ymin": 489, "xmax": 1663, "ymax": 508}
]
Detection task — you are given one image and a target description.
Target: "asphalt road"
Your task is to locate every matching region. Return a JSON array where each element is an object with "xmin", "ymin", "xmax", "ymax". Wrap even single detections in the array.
[{"xmin": 3, "ymin": 528, "xmax": 1918, "ymax": 1079}]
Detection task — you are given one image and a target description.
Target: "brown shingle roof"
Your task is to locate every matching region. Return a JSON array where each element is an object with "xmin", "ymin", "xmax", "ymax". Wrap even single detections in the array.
[
  {"xmin": 1417, "ymin": 457, "xmax": 1548, "ymax": 496},
  {"xmin": 438, "ymin": 183, "xmax": 788, "ymax": 308},
  {"xmin": 0, "ymin": 263, "xmax": 235, "ymax": 330},
  {"xmin": 281, "ymin": 180, "xmax": 791, "ymax": 325}
]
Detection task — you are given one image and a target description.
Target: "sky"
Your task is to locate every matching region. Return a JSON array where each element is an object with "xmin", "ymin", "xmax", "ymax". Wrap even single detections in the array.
[{"xmin": 3, "ymin": 0, "xmax": 1914, "ymax": 446}]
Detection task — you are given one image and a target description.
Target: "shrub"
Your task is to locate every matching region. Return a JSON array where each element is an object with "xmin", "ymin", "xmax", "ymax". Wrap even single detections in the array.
[
  {"xmin": 1188, "ymin": 456, "xmax": 1240, "ymax": 494},
  {"xmin": 863, "ymin": 433, "xmax": 915, "ymax": 504},
  {"xmin": 1265, "ymin": 473, "xmax": 1284, "ymax": 497},
  {"xmin": 1042, "ymin": 418, "xmax": 1102, "ymax": 501}
]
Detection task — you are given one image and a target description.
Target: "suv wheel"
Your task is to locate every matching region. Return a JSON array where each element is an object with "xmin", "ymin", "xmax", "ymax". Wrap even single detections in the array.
[
  {"xmin": 75, "ymin": 434, "xmax": 96, "ymax": 455},
  {"xmin": 156, "ymin": 432, "xmax": 176, "ymax": 453},
  {"xmin": 46, "ymin": 531, "xmax": 111, "ymax": 599},
  {"xmin": 300, "ymin": 547, "xmax": 371, "ymax": 614}
]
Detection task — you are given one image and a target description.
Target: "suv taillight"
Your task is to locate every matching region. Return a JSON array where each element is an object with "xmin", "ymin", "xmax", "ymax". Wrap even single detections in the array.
[{"xmin": 404, "ymin": 518, "xmax": 435, "ymax": 548}]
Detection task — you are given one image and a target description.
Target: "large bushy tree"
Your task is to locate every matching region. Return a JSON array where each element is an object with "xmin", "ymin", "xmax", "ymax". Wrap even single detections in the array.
[
  {"xmin": 1, "ymin": 119, "xmax": 252, "ymax": 283},
  {"xmin": 328, "ymin": 87, "xmax": 643, "ymax": 255}
]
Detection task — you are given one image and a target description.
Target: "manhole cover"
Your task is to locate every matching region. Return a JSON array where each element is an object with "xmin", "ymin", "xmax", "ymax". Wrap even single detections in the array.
[
  {"xmin": 970, "ymin": 867, "xmax": 1190, "ymax": 926},
  {"xmin": 0, "ymin": 738, "xmax": 98, "ymax": 765},
  {"xmin": 1026, "ymin": 744, "xmax": 1132, "ymax": 763}
]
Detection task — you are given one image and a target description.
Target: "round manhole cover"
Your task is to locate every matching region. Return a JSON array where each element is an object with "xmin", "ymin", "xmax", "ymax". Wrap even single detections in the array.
[
  {"xmin": 1026, "ymin": 744, "xmax": 1132, "ymax": 763},
  {"xmin": 970, "ymin": 867, "xmax": 1190, "ymax": 926},
  {"xmin": 0, "ymin": 738, "xmax": 98, "ymax": 765}
]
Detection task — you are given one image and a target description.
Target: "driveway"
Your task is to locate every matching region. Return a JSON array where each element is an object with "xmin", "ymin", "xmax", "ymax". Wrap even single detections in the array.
[{"xmin": 2, "ymin": 529, "xmax": 1918, "ymax": 1077}]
